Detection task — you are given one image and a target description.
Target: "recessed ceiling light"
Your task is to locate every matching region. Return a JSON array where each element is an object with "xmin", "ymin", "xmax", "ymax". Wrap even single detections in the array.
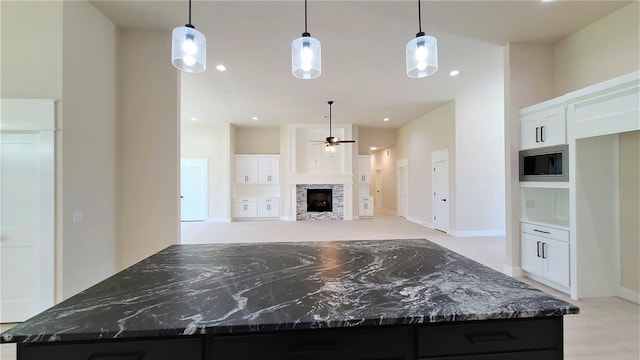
[
  {"xmin": 370, "ymin": 147, "xmax": 378, "ymax": 151},
  {"xmin": 252, "ymin": 116, "xmax": 258, "ymax": 120},
  {"xmin": 216, "ymin": 64, "xmax": 226, "ymax": 71},
  {"xmin": 190, "ymin": 117, "xmax": 197, "ymax": 121},
  {"xmin": 449, "ymin": 70, "xmax": 460, "ymax": 77},
  {"xmin": 541, "ymin": 0, "xmax": 554, "ymax": 2},
  {"xmin": 383, "ymin": 117, "xmax": 390, "ymax": 122}
]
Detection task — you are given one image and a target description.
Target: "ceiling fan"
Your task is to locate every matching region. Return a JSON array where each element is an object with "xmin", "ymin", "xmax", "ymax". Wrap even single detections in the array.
[{"xmin": 311, "ymin": 101, "xmax": 356, "ymax": 152}]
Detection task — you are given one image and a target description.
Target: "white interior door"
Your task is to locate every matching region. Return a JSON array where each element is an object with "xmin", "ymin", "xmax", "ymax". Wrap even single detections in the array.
[
  {"xmin": 375, "ymin": 169, "xmax": 383, "ymax": 210},
  {"xmin": 397, "ymin": 165, "xmax": 408, "ymax": 218},
  {"xmin": 180, "ymin": 158, "xmax": 207, "ymax": 222},
  {"xmin": 433, "ymin": 160, "xmax": 450, "ymax": 232},
  {"xmin": 1, "ymin": 132, "xmax": 54, "ymax": 322}
]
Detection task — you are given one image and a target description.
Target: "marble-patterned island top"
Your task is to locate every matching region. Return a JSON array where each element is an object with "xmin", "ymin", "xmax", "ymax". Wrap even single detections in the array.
[{"xmin": 1, "ymin": 239, "xmax": 578, "ymax": 344}]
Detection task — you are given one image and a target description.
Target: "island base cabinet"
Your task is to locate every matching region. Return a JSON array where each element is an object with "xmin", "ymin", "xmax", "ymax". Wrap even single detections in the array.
[
  {"xmin": 19, "ymin": 337, "xmax": 202, "ymax": 360},
  {"xmin": 421, "ymin": 350, "xmax": 560, "ymax": 360},
  {"xmin": 417, "ymin": 317, "xmax": 562, "ymax": 359},
  {"xmin": 209, "ymin": 326, "xmax": 411, "ymax": 360}
]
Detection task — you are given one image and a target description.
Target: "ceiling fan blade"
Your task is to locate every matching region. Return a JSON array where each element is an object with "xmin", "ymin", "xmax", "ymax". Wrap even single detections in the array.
[
  {"xmin": 309, "ymin": 140, "xmax": 327, "ymax": 142},
  {"xmin": 338, "ymin": 140, "xmax": 356, "ymax": 143}
]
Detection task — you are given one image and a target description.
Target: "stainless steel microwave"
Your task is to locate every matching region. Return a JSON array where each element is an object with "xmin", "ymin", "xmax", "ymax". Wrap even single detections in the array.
[{"xmin": 519, "ymin": 145, "xmax": 569, "ymax": 182}]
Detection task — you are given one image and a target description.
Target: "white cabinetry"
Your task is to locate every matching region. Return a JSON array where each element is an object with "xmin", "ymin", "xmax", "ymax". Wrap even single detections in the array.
[
  {"xmin": 233, "ymin": 199, "xmax": 258, "ymax": 218},
  {"xmin": 235, "ymin": 155, "xmax": 279, "ymax": 184},
  {"xmin": 521, "ymin": 222, "xmax": 570, "ymax": 289},
  {"xmin": 258, "ymin": 157, "xmax": 279, "ymax": 184},
  {"xmin": 258, "ymin": 198, "xmax": 280, "ymax": 218},
  {"xmin": 235, "ymin": 156, "xmax": 259, "ymax": 184},
  {"xmin": 358, "ymin": 155, "xmax": 371, "ymax": 184},
  {"xmin": 520, "ymin": 105, "xmax": 566, "ymax": 150},
  {"xmin": 359, "ymin": 196, "xmax": 374, "ymax": 217}
]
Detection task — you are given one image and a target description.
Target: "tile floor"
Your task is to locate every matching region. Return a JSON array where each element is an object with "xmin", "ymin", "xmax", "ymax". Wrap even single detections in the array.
[{"xmin": 1, "ymin": 212, "xmax": 638, "ymax": 359}]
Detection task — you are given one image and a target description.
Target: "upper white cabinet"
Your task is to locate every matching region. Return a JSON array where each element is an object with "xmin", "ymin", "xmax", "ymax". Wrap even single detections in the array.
[
  {"xmin": 235, "ymin": 156, "xmax": 258, "ymax": 184},
  {"xmin": 235, "ymin": 155, "xmax": 279, "ymax": 184},
  {"xmin": 520, "ymin": 105, "xmax": 567, "ymax": 150},
  {"xmin": 258, "ymin": 156, "xmax": 279, "ymax": 184},
  {"xmin": 358, "ymin": 155, "xmax": 371, "ymax": 184}
]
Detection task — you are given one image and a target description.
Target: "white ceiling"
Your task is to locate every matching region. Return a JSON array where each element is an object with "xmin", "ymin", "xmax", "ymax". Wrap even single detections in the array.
[{"xmin": 91, "ymin": 0, "xmax": 630, "ymax": 128}]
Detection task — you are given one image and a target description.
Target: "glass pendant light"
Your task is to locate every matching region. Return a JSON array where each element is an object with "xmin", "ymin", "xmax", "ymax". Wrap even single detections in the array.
[
  {"xmin": 292, "ymin": 0, "xmax": 321, "ymax": 79},
  {"xmin": 406, "ymin": 0, "xmax": 438, "ymax": 78},
  {"xmin": 172, "ymin": 0, "xmax": 206, "ymax": 73}
]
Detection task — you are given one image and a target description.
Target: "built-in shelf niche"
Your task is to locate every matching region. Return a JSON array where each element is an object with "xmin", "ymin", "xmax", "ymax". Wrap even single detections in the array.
[{"xmin": 521, "ymin": 187, "xmax": 569, "ymax": 228}]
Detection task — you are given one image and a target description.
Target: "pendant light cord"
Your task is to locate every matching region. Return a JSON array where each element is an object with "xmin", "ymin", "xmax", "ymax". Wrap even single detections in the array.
[
  {"xmin": 188, "ymin": 0, "xmax": 192, "ymax": 26},
  {"xmin": 304, "ymin": 0, "xmax": 308, "ymax": 33},
  {"xmin": 417, "ymin": 0, "xmax": 422, "ymax": 33}
]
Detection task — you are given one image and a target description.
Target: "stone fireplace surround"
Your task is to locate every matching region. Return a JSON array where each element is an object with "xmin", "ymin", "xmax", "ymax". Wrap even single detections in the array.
[{"xmin": 296, "ymin": 184, "xmax": 344, "ymax": 220}]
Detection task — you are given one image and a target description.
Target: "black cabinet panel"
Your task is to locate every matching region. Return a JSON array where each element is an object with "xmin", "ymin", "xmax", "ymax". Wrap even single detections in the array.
[
  {"xmin": 417, "ymin": 317, "xmax": 562, "ymax": 358},
  {"xmin": 20, "ymin": 337, "xmax": 202, "ymax": 360},
  {"xmin": 210, "ymin": 327, "xmax": 409, "ymax": 360},
  {"xmin": 420, "ymin": 349, "xmax": 561, "ymax": 360}
]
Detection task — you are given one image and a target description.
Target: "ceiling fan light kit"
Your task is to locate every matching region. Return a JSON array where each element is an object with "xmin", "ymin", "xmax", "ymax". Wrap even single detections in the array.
[
  {"xmin": 292, "ymin": 0, "xmax": 322, "ymax": 79},
  {"xmin": 406, "ymin": 0, "xmax": 438, "ymax": 78},
  {"xmin": 171, "ymin": 0, "xmax": 206, "ymax": 73}
]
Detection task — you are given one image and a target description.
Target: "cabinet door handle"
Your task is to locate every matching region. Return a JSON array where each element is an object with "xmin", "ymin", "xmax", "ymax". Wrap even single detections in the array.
[
  {"xmin": 533, "ymin": 229, "xmax": 551, "ymax": 234},
  {"xmin": 542, "ymin": 243, "xmax": 547, "ymax": 259},
  {"xmin": 537, "ymin": 241, "xmax": 541, "ymax": 258},
  {"xmin": 540, "ymin": 125, "xmax": 545, "ymax": 142},
  {"xmin": 536, "ymin": 127, "xmax": 540, "ymax": 143}
]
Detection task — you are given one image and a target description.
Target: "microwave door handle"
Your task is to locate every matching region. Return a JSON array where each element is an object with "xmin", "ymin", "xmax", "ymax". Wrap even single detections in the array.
[{"xmin": 540, "ymin": 125, "xmax": 545, "ymax": 142}]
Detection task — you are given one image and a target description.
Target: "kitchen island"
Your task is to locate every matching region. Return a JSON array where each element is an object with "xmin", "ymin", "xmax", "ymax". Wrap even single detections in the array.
[{"xmin": 2, "ymin": 239, "xmax": 578, "ymax": 359}]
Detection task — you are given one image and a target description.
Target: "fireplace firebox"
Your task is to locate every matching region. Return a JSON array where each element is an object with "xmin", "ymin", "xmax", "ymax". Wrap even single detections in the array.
[{"xmin": 307, "ymin": 189, "xmax": 332, "ymax": 212}]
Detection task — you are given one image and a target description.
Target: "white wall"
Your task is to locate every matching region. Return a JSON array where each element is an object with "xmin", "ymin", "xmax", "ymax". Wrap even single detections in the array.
[
  {"xmin": 0, "ymin": 1, "xmax": 62, "ymax": 99},
  {"xmin": 503, "ymin": 43, "xmax": 555, "ymax": 271},
  {"xmin": 181, "ymin": 122, "xmax": 232, "ymax": 222},
  {"xmin": 397, "ymin": 102, "xmax": 456, "ymax": 226},
  {"xmin": 1, "ymin": 1, "xmax": 120, "ymax": 301},
  {"xmin": 235, "ymin": 126, "xmax": 280, "ymax": 154},
  {"xmin": 117, "ymin": 29, "xmax": 180, "ymax": 270},
  {"xmin": 61, "ymin": 0, "xmax": 117, "ymax": 298},
  {"xmin": 358, "ymin": 127, "xmax": 397, "ymax": 155},
  {"xmin": 619, "ymin": 131, "xmax": 639, "ymax": 293},
  {"xmin": 454, "ymin": 98, "xmax": 505, "ymax": 235},
  {"xmin": 554, "ymin": 2, "xmax": 640, "ymax": 95}
]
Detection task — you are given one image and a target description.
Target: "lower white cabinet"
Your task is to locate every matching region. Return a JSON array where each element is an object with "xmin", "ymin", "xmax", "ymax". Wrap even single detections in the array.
[
  {"xmin": 258, "ymin": 199, "xmax": 280, "ymax": 218},
  {"xmin": 359, "ymin": 196, "xmax": 374, "ymax": 217},
  {"xmin": 234, "ymin": 199, "xmax": 257, "ymax": 218},
  {"xmin": 521, "ymin": 222, "xmax": 570, "ymax": 288},
  {"xmin": 234, "ymin": 198, "xmax": 279, "ymax": 219}
]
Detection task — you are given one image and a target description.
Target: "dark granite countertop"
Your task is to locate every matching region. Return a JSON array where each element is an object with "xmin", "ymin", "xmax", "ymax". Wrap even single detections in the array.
[{"xmin": 1, "ymin": 239, "xmax": 578, "ymax": 344}]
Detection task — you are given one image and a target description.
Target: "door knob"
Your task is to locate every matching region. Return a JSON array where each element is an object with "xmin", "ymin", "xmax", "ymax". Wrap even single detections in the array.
[
  {"xmin": 180, "ymin": 196, "xmax": 184, "ymax": 198},
  {"xmin": 441, "ymin": 199, "xmax": 447, "ymax": 202}
]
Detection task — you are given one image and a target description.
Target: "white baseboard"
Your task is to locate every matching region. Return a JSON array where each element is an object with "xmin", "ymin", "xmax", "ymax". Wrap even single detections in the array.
[
  {"xmin": 619, "ymin": 287, "xmax": 640, "ymax": 304},
  {"xmin": 449, "ymin": 229, "xmax": 506, "ymax": 237},
  {"xmin": 407, "ymin": 216, "xmax": 434, "ymax": 229},
  {"xmin": 503, "ymin": 265, "xmax": 524, "ymax": 277},
  {"xmin": 205, "ymin": 217, "xmax": 231, "ymax": 223}
]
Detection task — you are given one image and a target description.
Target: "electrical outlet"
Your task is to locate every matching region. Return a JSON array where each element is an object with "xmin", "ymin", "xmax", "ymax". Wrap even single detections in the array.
[{"xmin": 72, "ymin": 211, "xmax": 83, "ymax": 223}]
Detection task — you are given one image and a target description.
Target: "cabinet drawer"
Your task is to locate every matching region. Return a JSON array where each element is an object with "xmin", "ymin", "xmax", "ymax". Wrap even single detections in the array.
[
  {"xmin": 417, "ymin": 317, "xmax": 562, "ymax": 358},
  {"xmin": 521, "ymin": 222, "xmax": 568, "ymax": 242},
  {"xmin": 211, "ymin": 327, "xmax": 408, "ymax": 360},
  {"xmin": 21, "ymin": 337, "xmax": 202, "ymax": 360}
]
